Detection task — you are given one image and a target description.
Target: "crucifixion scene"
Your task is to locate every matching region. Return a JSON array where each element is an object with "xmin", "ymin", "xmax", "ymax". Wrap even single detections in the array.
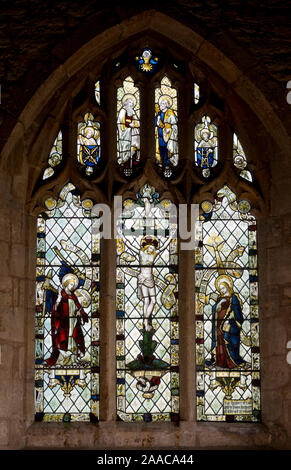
[{"xmin": 116, "ymin": 184, "xmax": 179, "ymax": 421}]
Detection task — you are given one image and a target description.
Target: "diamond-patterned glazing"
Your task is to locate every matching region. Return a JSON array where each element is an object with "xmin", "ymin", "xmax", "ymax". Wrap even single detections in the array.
[
  {"xmin": 196, "ymin": 186, "xmax": 260, "ymax": 422},
  {"xmin": 35, "ymin": 184, "xmax": 100, "ymax": 422},
  {"xmin": 116, "ymin": 186, "xmax": 179, "ymax": 422}
]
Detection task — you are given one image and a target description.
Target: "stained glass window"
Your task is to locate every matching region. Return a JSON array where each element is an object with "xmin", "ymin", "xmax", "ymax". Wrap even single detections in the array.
[
  {"xmin": 195, "ymin": 186, "xmax": 260, "ymax": 422},
  {"xmin": 116, "ymin": 184, "xmax": 179, "ymax": 422},
  {"xmin": 36, "ymin": 48, "xmax": 261, "ymax": 427},
  {"xmin": 233, "ymin": 133, "xmax": 253, "ymax": 182},
  {"xmin": 117, "ymin": 76, "xmax": 140, "ymax": 177},
  {"xmin": 35, "ymin": 183, "xmax": 100, "ymax": 422},
  {"xmin": 155, "ymin": 77, "xmax": 178, "ymax": 178},
  {"xmin": 194, "ymin": 115, "xmax": 218, "ymax": 178},
  {"xmin": 42, "ymin": 130, "xmax": 62, "ymax": 180},
  {"xmin": 77, "ymin": 113, "xmax": 101, "ymax": 175}
]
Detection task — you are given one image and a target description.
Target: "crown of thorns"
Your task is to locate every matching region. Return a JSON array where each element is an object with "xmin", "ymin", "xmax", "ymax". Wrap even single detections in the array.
[{"xmin": 141, "ymin": 236, "xmax": 159, "ymax": 248}]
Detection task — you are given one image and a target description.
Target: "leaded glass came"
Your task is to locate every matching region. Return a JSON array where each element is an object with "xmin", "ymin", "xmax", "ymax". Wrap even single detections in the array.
[
  {"xmin": 42, "ymin": 130, "xmax": 62, "ymax": 180},
  {"xmin": 116, "ymin": 185, "xmax": 179, "ymax": 422},
  {"xmin": 35, "ymin": 183, "xmax": 100, "ymax": 422},
  {"xmin": 155, "ymin": 77, "xmax": 178, "ymax": 178},
  {"xmin": 35, "ymin": 47, "xmax": 261, "ymax": 427},
  {"xmin": 233, "ymin": 133, "xmax": 253, "ymax": 182},
  {"xmin": 77, "ymin": 113, "xmax": 101, "ymax": 175},
  {"xmin": 194, "ymin": 115, "xmax": 218, "ymax": 178},
  {"xmin": 117, "ymin": 76, "xmax": 140, "ymax": 176},
  {"xmin": 195, "ymin": 186, "xmax": 260, "ymax": 422}
]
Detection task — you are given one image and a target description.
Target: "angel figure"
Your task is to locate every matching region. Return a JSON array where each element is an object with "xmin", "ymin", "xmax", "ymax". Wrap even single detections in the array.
[
  {"xmin": 195, "ymin": 115, "xmax": 218, "ymax": 177},
  {"xmin": 78, "ymin": 113, "xmax": 101, "ymax": 174}
]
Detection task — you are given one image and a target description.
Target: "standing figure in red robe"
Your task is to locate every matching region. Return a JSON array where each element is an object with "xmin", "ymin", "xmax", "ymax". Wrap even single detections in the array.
[{"xmin": 46, "ymin": 273, "xmax": 88, "ymax": 366}]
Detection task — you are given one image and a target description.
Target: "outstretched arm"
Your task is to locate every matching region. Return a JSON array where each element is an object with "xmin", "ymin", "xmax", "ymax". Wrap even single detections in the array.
[
  {"xmin": 156, "ymin": 227, "xmax": 177, "ymax": 255},
  {"xmin": 116, "ymin": 224, "xmax": 139, "ymax": 255}
]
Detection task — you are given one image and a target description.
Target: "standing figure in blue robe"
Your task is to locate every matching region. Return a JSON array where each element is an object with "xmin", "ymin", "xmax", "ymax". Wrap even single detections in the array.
[
  {"xmin": 205, "ymin": 275, "xmax": 246, "ymax": 369},
  {"xmin": 155, "ymin": 95, "xmax": 178, "ymax": 168}
]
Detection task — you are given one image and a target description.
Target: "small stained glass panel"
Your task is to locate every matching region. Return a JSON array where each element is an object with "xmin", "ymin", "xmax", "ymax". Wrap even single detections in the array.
[
  {"xmin": 117, "ymin": 76, "xmax": 140, "ymax": 177},
  {"xmin": 194, "ymin": 83, "xmax": 200, "ymax": 104},
  {"xmin": 95, "ymin": 81, "xmax": 100, "ymax": 105},
  {"xmin": 42, "ymin": 131, "xmax": 62, "ymax": 180},
  {"xmin": 116, "ymin": 184, "xmax": 179, "ymax": 422},
  {"xmin": 77, "ymin": 113, "xmax": 101, "ymax": 176},
  {"xmin": 155, "ymin": 77, "xmax": 178, "ymax": 178},
  {"xmin": 194, "ymin": 115, "xmax": 218, "ymax": 178},
  {"xmin": 35, "ymin": 183, "xmax": 100, "ymax": 422},
  {"xmin": 195, "ymin": 185, "xmax": 260, "ymax": 422},
  {"xmin": 135, "ymin": 49, "xmax": 159, "ymax": 74},
  {"xmin": 233, "ymin": 133, "xmax": 253, "ymax": 182}
]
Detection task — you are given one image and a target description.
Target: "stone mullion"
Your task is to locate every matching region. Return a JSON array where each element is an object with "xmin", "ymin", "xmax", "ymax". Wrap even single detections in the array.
[
  {"xmin": 99, "ymin": 231, "xmax": 116, "ymax": 422},
  {"xmin": 178, "ymin": 224, "xmax": 195, "ymax": 423}
]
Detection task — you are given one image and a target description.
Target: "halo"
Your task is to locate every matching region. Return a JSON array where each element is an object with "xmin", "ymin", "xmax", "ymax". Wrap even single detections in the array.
[
  {"xmin": 84, "ymin": 126, "xmax": 95, "ymax": 136},
  {"xmin": 215, "ymin": 274, "xmax": 233, "ymax": 293},
  {"xmin": 158, "ymin": 94, "xmax": 173, "ymax": 108},
  {"xmin": 122, "ymin": 93, "xmax": 137, "ymax": 108},
  {"xmin": 200, "ymin": 127, "xmax": 211, "ymax": 137},
  {"xmin": 62, "ymin": 273, "xmax": 79, "ymax": 290}
]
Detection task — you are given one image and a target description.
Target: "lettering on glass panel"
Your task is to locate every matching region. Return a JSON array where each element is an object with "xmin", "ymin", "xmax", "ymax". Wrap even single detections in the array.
[{"xmin": 195, "ymin": 186, "xmax": 260, "ymax": 422}]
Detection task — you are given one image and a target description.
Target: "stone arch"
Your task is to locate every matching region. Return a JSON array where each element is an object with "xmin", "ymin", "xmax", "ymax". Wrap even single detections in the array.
[
  {"xmin": 0, "ymin": 8, "xmax": 290, "ymax": 450},
  {"xmin": 1, "ymin": 10, "xmax": 289, "ymax": 177}
]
